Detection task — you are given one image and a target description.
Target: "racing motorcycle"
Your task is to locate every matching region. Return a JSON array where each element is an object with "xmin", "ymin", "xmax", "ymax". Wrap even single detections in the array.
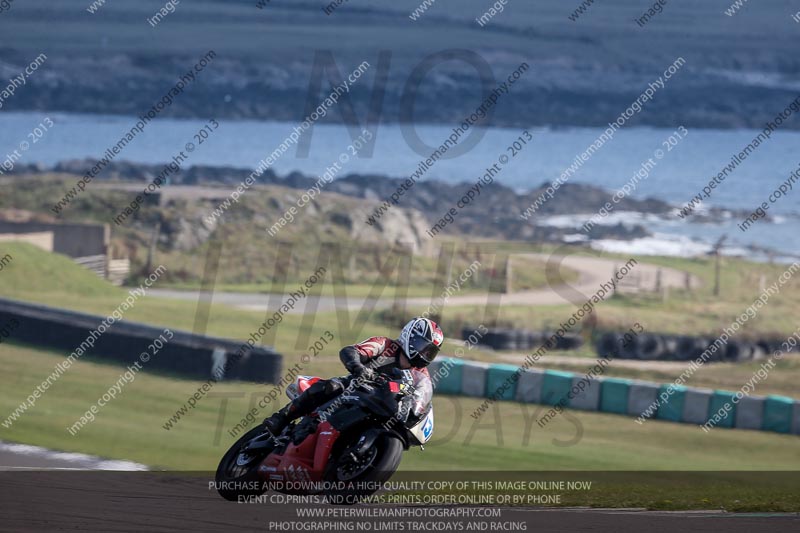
[{"xmin": 215, "ymin": 368, "xmax": 434, "ymax": 503}]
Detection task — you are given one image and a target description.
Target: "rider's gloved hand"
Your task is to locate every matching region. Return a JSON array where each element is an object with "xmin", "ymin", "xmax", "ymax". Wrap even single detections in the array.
[
  {"xmin": 352, "ymin": 365, "xmax": 376, "ymax": 381},
  {"xmin": 387, "ymin": 367, "xmax": 404, "ymax": 378}
]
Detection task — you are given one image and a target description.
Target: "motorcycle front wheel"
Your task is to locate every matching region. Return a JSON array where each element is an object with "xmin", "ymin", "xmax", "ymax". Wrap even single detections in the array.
[
  {"xmin": 324, "ymin": 433, "xmax": 403, "ymax": 504},
  {"xmin": 215, "ymin": 426, "xmax": 273, "ymax": 501}
]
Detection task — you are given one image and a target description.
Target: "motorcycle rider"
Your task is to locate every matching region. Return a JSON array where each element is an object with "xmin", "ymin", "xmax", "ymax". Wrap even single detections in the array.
[{"xmin": 262, "ymin": 317, "xmax": 444, "ymax": 435}]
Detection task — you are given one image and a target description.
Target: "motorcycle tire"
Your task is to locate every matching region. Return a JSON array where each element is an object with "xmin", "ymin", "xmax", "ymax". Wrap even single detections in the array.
[
  {"xmin": 324, "ymin": 433, "xmax": 403, "ymax": 505},
  {"xmin": 595, "ymin": 332, "xmax": 621, "ymax": 359},
  {"xmin": 634, "ymin": 334, "xmax": 664, "ymax": 360},
  {"xmin": 215, "ymin": 426, "xmax": 273, "ymax": 502}
]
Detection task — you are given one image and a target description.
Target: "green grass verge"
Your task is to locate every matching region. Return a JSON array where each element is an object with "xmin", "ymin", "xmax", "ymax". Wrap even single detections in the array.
[
  {"xmin": 2, "ymin": 343, "xmax": 799, "ymax": 510},
  {"xmin": 2, "ymin": 343, "xmax": 799, "ymax": 472},
  {"xmin": 2, "ymin": 241, "xmax": 800, "ymax": 396},
  {"xmin": 0, "ymin": 242, "xmax": 395, "ymax": 369},
  {"xmin": 2, "ymin": 177, "xmax": 577, "ymax": 293},
  {"xmin": 432, "ymin": 253, "xmax": 800, "ymax": 337}
]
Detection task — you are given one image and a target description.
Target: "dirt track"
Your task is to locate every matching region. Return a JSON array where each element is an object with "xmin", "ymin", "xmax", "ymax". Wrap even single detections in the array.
[{"xmin": 148, "ymin": 254, "xmax": 700, "ymax": 314}]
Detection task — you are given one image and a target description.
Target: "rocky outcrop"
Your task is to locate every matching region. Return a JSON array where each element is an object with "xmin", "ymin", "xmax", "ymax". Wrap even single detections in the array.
[
  {"xmin": 349, "ymin": 205, "xmax": 433, "ymax": 256},
  {"xmin": 11, "ymin": 159, "xmax": 679, "ymax": 245}
]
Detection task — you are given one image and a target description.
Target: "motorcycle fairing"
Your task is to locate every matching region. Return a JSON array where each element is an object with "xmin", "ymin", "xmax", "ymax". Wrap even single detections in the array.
[
  {"xmin": 286, "ymin": 375, "xmax": 321, "ymax": 400},
  {"xmin": 259, "ymin": 420, "xmax": 340, "ymax": 483},
  {"xmin": 408, "ymin": 408, "xmax": 434, "ymax": 444}
]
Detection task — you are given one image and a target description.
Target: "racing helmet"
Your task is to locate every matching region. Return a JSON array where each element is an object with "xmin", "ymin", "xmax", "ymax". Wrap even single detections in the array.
[{"xmin": 399, "ymin": 317, "xmax": 444, "ymax": 367}]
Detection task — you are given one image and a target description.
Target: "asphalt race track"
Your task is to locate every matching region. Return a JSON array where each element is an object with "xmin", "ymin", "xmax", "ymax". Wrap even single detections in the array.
[{"xmin": 1, "ymin": 470, "xmax": 798, "ymax": 532}]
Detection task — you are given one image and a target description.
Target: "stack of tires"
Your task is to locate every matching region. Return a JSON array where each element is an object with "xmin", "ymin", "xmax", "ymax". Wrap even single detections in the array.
[
  {"xmin": 595, "ymin": 331, "xmax": 772, "ymax": 363},
  {"xmin": 462, "ymin": 327, "xmax": 583, "ymax": 352}
]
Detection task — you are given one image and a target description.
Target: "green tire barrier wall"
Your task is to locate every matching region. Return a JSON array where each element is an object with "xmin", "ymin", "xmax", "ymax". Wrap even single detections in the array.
[
  {"xmin": 735, "ymin": 395, "xmax": 766, "ymax": 430},
  {"xmin": 569, "ymin": 376, "xmax": 602, "ymax": 411},
  {"xmin": 708, "ymin": 390, "xmax": 737, "ymax": 428},
  {"xmin": 599, "ymin": 378, "xmax": 630, "ymax": 414},
  {"xmin": 541, "ymin": 370, "xmax": 573, "ymax": 406},
  {"xmin": 514, "ymin": 368, "xmax": 544, "ymax": 403},
  {"xmin": 656, "ymin": 384, "xmax": 687, "ymax": 422},
  {"xmin": 460, "ymin": 362, "xmax": 489, "ymax": 397},
  {"xmin": 763, "ymin": 396, "xmax": 794, "ymax": 434},
  {"xmin": 682, "ymin": 388, "xmax": 714, "ymax": 425},
  {"xmin": 428, "ymin": 358, "xmax": 800, "ymax": 436},
  {"xmin": 430, "ymin": 358, "xmax": 464, "ymax": 395},
  {"xmin": 627, "ymin": 381, "xmax": 660, "ymax": 418},
  {"xmin": 486, "ymin": 364, "xmax": 520, "ymax": 401}
]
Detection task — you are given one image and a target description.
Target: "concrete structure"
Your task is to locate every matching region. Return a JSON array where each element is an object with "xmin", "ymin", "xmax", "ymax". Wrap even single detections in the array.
[
  {"xmin": 0, "ymin": 231, "xmax": 53, "ymax": 251},
  {"xmin": 0, "ymin": 221, "xmax": 108, "ymax": 258},
  {"xmin": 0, "ymin": 221, "xmax": 128, "ymax": 282}
]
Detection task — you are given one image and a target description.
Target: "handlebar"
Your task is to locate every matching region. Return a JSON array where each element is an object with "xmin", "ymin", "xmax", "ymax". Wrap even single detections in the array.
[{"xmin": 348, "ymin": 370, "xmax": 413, "ymax": 394}]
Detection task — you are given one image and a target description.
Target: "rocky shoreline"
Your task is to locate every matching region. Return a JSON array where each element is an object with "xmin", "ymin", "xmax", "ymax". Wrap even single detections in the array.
[{"xmin": 9, "ymin": 159, "xmax": 756, "ymax": 247}]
